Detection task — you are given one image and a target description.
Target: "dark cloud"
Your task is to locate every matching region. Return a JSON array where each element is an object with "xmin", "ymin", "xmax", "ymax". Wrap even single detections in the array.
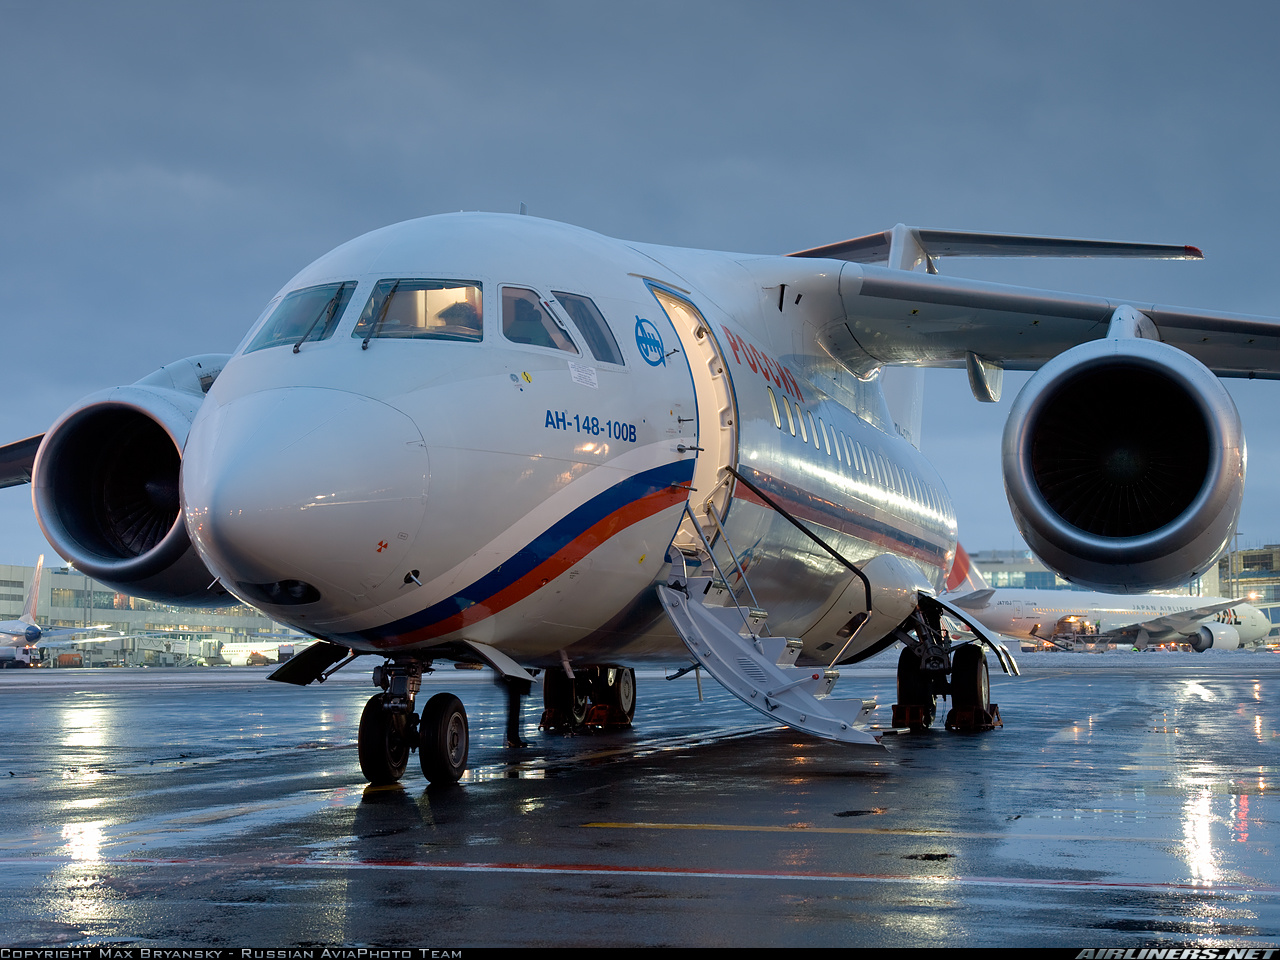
[{"xmin": 3, "ymin": 0, "xmax": 1279, "ymax": 563}]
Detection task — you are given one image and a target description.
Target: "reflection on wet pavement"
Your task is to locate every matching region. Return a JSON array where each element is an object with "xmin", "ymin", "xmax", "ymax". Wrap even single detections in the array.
[{"xmin": 0, "ymin": 653, "xmax": 1276, "ymax": 946}]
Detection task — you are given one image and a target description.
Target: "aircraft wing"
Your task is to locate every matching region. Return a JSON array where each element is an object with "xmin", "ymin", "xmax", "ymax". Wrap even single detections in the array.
[
  {"xmin": 32, "ymin": 625, "xmax": 114, "ymax": 641},
  {"xmin": 1103, "ymin": 599, "xmax": 1240, "ymax": 641},
  {"xmin": 792, "ymin": 227, "xmax": 1280, "ymax": 379},
  {"xmin": 37, "ymin": 636, "xmax": 115, "ymax": 650},
  {"xmin": 0, "ymin": 625, "xmax": 99, "ymax": 641},
  {"xmin": 822, "ymin": 267, "xmax": 1280, "ymax": 378},
  {"xmin": 0, "ymin": 434, "xmax": 42, "ymax": 489}
]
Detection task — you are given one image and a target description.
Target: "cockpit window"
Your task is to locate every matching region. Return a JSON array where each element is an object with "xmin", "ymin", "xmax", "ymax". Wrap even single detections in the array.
[
  {"xmin": 351, "ymin": 279, "xmax": 483, "ymax": 343},
  {"xmin": 502, "ymin": 287, "xmax": 579, "ymax": 354},
  {"xmin": 244, "ymin": 281, "xmax": 358, "ymax": 354},
  {"xmin": 551, "ymin": 292, "xmax": 624, "ymax": 365}
]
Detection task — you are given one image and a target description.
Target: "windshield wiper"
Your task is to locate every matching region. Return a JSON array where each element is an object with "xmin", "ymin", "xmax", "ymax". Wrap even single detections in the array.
[
  {"xmin": 362, "ymin": 280, "xmax": 401, "ymax": 350},
  {"xmin": 293, "ymin": 284, "xmax": 347, "ymax": 354}
]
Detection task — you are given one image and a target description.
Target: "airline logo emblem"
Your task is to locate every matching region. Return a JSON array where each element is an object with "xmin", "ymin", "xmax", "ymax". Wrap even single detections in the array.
[{"xmin": 635, "ymin": 317, "xmax": 665, "ymax": 366}]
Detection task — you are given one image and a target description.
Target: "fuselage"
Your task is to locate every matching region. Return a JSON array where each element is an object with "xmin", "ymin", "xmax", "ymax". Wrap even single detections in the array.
[{"xmin": 180, "ymin": 213, "xmax": 958, "ymax": 668}]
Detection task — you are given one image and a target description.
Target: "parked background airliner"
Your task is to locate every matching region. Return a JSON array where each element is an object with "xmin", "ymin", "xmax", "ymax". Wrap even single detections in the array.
[
  {"xmin": 0, "ymin": 213, "xmax": 1272, "ymax": 784},
  {"xmin": 944, "ymin": 545, "xmax": 1269, "ymax": 651},
  {"xmin": 0, "ymin": 555, "xmax": 110, "ymax": 665}
]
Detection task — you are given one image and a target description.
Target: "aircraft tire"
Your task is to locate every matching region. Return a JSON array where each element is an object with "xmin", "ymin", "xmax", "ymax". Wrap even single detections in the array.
[
  {"xmin": 613, "ymin": 666, "xmax": 636, "ymax": 723},
  {"xmin": 420, "ymin": 693, "xmax": 469, "ymax": 784},
  {"xmin": 896, "ymin": 647, "xmax": 936, "ymax": 730},
  {"xmin": 544, "ymin": 669, "xmax": 589, "ymax": 727},
  {"xmin": 358, "ymin": 693, "xmax": 410, "ymax": 785},
  {"xmin": 950, "ymin": 644, "xmax": 990, "ymax": 710},
  {"xmin": 952, "ymin": 642, "xmax": 988, "ymax": 711}
]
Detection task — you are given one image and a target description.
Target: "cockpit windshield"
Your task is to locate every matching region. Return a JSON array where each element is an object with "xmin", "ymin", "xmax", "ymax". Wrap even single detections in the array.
[
  {"xmin": 351, "ymin": 279, "xmax": 483, "ymax": 343},
  {"xmin": 244, "ymin": 281, "xmax": 358, "ymax": 354}
]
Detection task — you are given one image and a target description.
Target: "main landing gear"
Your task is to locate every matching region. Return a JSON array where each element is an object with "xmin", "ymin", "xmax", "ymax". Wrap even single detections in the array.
[
  {"xmin": 891, "ymin": 609, "xmax": 1001, "ymax": 733},
  {"xmin": 540, "ymin": 664, "xmax": 636, "ymax": 732},
  {"xmin": 358, "ymin": 659, "xmax": 471, "ymax": 786}
]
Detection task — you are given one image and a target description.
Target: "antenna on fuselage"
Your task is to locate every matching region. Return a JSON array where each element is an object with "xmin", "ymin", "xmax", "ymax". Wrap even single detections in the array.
[{"xmin": 519, "ymin": 201, "xmax": 528, "ymax": 215}]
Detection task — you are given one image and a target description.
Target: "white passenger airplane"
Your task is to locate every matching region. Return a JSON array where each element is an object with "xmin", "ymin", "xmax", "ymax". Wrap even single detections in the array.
[
  {"xmin": 218, "ymin": 638, "xmax": 310, "ymax": 666},
  {"xmin": 0, "ymin": 555, "xmax": 110, "ymax": 665},
  {"xmin": 0, "ymin": 213, "xmax": 1272, "ymax": 783},
  {"xmin": 943, "ymin": 546, "xmax": 1269, "ymax": 651}
]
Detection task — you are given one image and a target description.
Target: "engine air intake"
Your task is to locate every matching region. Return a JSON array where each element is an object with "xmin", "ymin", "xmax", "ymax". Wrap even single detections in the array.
[
  {"xmin": 1029, "ymin": 364, "xmax": 1211, "ymax": 539},
  {"xmin": 1003, "ymin": 336, "xmax": 1243, "ymax": 592}
]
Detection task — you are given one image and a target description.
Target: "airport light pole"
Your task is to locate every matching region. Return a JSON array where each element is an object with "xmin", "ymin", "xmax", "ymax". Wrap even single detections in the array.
[{"xmin": 1229, "ymin": 531, "xmax": 1243, "ymax": 599}]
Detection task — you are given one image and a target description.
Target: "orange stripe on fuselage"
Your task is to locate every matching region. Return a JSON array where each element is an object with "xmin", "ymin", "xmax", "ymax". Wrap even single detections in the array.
[{"xmin": 393, "ymin": 484, "xmax": 691, "ymax": 646}]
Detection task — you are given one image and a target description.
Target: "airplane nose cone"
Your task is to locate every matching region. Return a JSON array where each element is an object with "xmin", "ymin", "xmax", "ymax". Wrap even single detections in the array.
[{"xmin": 182, "ymin": 388, "xmax": 428, "ymax": 615}]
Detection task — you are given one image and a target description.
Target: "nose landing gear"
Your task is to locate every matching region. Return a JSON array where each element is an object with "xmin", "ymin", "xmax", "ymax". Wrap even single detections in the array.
[{"xmin": 358, "ymin": 658, "xmax": 471, "ymax": 786}]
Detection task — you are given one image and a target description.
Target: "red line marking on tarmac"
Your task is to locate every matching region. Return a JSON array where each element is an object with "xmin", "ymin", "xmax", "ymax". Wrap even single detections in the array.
[{"xmin": 5, "ymin": 856, "xmax": 1277, "ymax": 896}]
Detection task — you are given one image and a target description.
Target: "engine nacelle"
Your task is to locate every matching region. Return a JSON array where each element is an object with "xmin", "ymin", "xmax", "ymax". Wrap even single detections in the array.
[
  {"xmin": 1191, "ymin": 621, "xmax": 1240, "ymax": 652},
  {"xmin": 32, "ymin": 355, "xmax": 236, "ymax": 605},
  {"xmin": 1002, "ymin": 336, "xmax": 1244, "ymax": 592}
]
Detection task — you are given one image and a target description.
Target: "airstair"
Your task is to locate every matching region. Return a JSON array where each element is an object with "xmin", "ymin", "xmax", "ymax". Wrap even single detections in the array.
[{"xmin": 657, "ymin": 503, "xmax": 882, "ymax": 747}]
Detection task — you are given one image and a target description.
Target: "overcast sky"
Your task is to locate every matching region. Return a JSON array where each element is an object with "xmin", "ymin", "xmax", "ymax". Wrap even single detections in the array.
[{"xmin": 2, "ymin": 1, "xmax": 1278, "ymax": 569}]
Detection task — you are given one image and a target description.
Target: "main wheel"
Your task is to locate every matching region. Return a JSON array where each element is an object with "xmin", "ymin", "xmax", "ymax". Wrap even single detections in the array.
[
  {"xmin": 358, "ymin": 693, "xmax": 411, "ymax": 785},
  {"xmin": 420, "ymin": 693, "xmax": 469, "ymax": 784},
  {"xmin": 950, "ymin": 644, "xmax": 990, "ymax": 710},
  {"xmin": 611, "ymin": 666, "xmax": 636, "ymax": 724},
  {"xmin": 896, "ymin": 647, "xmax": 937, "ymax": 730},
  {"xmin": 544, "ymin": 669, "xmax": 589, "ymax": 726},
  {"xmin": 591, "ymin": 665, "xmax": 637, "ymax": 726}
]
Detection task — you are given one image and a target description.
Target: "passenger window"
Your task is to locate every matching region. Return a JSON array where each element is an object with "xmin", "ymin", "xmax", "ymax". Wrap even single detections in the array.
[
  {"xmin": 503, "ymin": 287, "xmax": 578, "ymax": 354},
  {"xmin": 806, "ymin": 412, "xmax": 820, "ymax": 449},
  {"xmin": 552, "ymin": 292, "xmax": 623, "ymax": 364},
  {"xmin": 351, "ymin": 279, "xmax": 483, "ymax": 343},
  {"xmin": 795, "ymin": 404, "xmax": 807, "ymax": 442},
  {"xmin": 246, "ymin": 281, "xmax": 358, "ymax": 354},
  {"xmin": 784, "ymin": 398, "xmax": 796, "ymax": 436},
  {"xmin": 767, "ymin": 387, "xmax": 782, "ymax": 429}
]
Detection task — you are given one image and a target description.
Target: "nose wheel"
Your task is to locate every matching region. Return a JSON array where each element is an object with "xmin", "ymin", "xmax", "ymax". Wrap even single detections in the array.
[
  {"xmin": 358, "ymin": 693, "xmax": 414, "ymax": 785},
  {"xmin": 420, "ymin": 692, "xmax": 469, "ymax": 783}
]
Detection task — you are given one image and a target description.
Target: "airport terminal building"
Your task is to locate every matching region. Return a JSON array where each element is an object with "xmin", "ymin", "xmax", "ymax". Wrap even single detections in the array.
[{"xmin": 0, "ymin": 560, "xmax": 306, "ymax": 666}]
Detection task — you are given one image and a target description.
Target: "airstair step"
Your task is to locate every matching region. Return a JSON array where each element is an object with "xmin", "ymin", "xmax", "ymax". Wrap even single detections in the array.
[{"xmin": 658, "ymin": 578, "xmax": 882, "ymax": 747}]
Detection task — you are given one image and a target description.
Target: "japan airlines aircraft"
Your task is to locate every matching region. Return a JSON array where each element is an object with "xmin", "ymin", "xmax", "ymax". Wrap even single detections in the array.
[
  {"xmin": 943, "ymin": 546, "xmax": 1269, "ymax": 651},
  {"xmin": 217, "ymin": 638, "xmax": 311, "ymax": 666},
  {"xmin": 0, "ymin": 213, "xmax": 1272, "ymax": 784}
]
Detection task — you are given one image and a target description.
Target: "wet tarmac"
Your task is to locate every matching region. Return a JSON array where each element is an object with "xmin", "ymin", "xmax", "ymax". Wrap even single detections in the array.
[{"xmin": 1, "ymin": 650, "xmax": 1277, "ymax": 948}]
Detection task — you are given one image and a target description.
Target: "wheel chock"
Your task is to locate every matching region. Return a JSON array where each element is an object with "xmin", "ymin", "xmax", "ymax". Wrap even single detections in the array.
[
  {"xmin": 538, "ymin": 708, "xmax": 573, "ymax": 731},
  {"xmin": 539, "ymin": 704, "xmax": 632, "ymax": 732},
  {"xmin": 944, "ymin": 703, "xmax": 1002, "ymax": 732},
  {"xmin": 891, "ymin": 703, "xmax": 931, "ymax": 730}
]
